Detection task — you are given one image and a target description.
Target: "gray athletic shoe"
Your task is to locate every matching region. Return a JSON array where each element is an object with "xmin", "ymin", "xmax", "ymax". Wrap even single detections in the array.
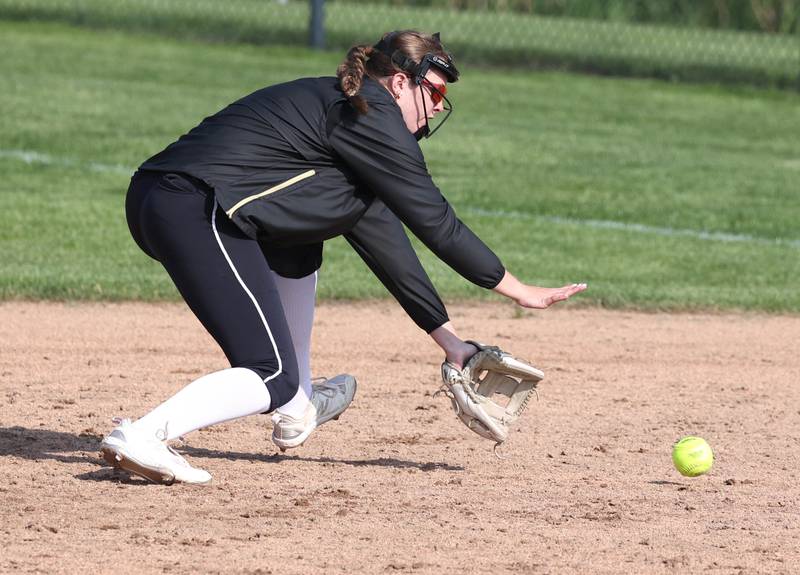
[
  {"xmin": 271, "ymin": 374, "xmax": 357, "ymax": 451},
  {"xmin": 100, "ymin": 418, "xmax": 212, "ymax": 485}
]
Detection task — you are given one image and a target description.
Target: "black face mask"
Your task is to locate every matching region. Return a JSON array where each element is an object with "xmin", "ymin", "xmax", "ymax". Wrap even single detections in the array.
[
  {"xmin": 415, "ymin": 81, "xmax": 453, "ymax": 140},
  {"xmin": 372, "ymin": 32, "xmax": 460, "ymax": 139}
]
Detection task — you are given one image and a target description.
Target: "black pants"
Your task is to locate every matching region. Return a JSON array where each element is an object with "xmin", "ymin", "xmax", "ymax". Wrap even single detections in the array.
[{"xmin": 125, "ymin": 170, "xmax": 299, "ymax": 411}]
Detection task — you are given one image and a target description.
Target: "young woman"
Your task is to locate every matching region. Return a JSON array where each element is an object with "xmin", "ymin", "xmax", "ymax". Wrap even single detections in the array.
[{"xmin": 101, "ymin": 30, "xmax": 587, "ymax": 485}]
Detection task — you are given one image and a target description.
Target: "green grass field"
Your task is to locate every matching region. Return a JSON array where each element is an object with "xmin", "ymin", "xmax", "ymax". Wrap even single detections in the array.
[
  {"xmin": 1, "ymin": 0, "xmax": 797, "ymax": 87},
  {"xmin": 1, "ymin": 21, "xmax": 799, "ymax": 311}
]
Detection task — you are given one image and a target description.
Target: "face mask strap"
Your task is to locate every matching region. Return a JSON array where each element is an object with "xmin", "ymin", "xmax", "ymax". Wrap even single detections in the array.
[
  {"xmin": 373, "ymin": 32, "xmax": 459, "ymax": 138},
  {"xmin": 372, "ymin": 32, "xmax": 460, "ymax": 84}
]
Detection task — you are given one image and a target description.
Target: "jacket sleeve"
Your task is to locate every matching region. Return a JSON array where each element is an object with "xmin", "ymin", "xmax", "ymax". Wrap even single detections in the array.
[
  {"xmin": 328, "ymin": 102, "xmax": 505, "ymax": 289},
  {"xmin": 344, "ymin": 197, "xmax": 449, "ymax": 333}
]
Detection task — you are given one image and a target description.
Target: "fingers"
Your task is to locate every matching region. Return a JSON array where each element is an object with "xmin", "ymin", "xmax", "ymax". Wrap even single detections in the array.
[
  {"xmin": 545, "ymin": 283, "xmax": 587, "ymax": 308},
  {"xmin": 564, "ymin": 282, "xmax": 588, "ymax": 294},
  {"xmin": 558, "ymin": 283, "xmax": 588, "ymax": 300},
  {"xmin": 518, "ymin": 283, "xmax": 588, "ymax": 309}
]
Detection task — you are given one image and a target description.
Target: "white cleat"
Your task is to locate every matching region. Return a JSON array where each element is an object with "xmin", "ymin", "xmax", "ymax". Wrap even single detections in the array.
[
  {"xmin": 100, "ymin": 419, "xmax": 212, "ymax": 485},
  {"xmin": 271, "ymin": 374, "xmax": 357, "ymax": 452}
]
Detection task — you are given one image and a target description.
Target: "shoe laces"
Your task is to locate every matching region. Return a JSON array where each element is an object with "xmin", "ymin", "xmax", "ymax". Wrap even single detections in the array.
[
  {"xmin": 312, "ymin": 383, "xmax": 343, "ymax": 412},
  {"xmin": 154, "ymin": 423, "xmax": 192, "ymax": 467},
  {"xmin": 109, "ymin": 417, "xmax": 193, "ymax": 468},
  {"xmin": 147, "ymin": 421, "xmax": 187, "ymax": 444},
  {"xmin": 315, "ymin": 384, "xmax": 340, "ymax": 399},
  {"xmin": 155, "ymin": 422, "xmax": 169, "ymax": 442}
]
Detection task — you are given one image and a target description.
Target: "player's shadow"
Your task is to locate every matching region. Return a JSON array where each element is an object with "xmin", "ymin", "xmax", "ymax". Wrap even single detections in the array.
[
  {"xmin": 0, "ymin": 426, "xmax": 463, "ymax": 482},
  {"xmin": 0, "ymin": 425, "xmax": 102, "ymax": 464},
  {"xmin": 0, "ymin": 425, "xmax": 141, "ymax": 484},
  {"xmin": 181, "ymin": 444, "xmax": 464, "ymax": 472}
]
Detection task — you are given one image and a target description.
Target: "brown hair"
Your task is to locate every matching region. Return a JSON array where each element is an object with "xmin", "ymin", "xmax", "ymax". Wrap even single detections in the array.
[{"xmin": 336, "ymin": 30, "xmax": 450, "ymax": 115}]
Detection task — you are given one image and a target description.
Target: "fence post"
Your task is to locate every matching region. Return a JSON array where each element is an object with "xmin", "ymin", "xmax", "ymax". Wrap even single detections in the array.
[{"xmin": 310, "ymin": 0, "xmax": 325, "ymax": 49}]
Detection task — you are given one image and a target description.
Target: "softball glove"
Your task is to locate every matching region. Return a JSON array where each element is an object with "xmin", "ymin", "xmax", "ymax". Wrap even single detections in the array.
[{"xmin": 438, "ymin": 341, "xmax": 544, "ymax": 448}]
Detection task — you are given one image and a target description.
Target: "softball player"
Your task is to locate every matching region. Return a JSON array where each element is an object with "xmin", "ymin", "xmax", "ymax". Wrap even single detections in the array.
[{"xmin": 100, "ymin": 30, "xmax": 587, "ymax": 485}]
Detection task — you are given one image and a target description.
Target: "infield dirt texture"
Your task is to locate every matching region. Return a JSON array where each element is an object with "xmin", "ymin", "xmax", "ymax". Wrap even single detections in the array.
[{"xmin": 1, "ymin": 301, "xmax": 798, "ymax": 574}]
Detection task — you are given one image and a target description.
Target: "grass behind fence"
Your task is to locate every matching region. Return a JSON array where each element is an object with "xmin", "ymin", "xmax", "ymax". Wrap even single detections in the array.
[
  {"xmin": 1, "ymin": 21, "xmax": 799, "ymax": 311},
  {"xmin": 0, "ymin": 0, "xmax": 797, "ymax": 88}
]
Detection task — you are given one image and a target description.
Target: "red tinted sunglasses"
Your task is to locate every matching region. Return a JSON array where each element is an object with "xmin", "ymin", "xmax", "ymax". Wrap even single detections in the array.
[{"xmin": 421, "ymin": 79, "xmax": 447, "ymax": 105}]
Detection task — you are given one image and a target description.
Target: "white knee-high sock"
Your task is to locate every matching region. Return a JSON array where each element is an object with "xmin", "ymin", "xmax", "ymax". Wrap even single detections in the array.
[
  {"xmin": 271, "ymin": 270, "xmax": 317, "ymax": 418},
  {"xmin": 130, "ymin": 367, "xmax": 271, "ymax": 441}
]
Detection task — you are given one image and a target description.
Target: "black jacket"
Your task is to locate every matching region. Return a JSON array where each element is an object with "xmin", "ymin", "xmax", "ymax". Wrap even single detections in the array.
[{"xmin": 140, "ymin": 76, "xmax": 505, "ymax": 332}]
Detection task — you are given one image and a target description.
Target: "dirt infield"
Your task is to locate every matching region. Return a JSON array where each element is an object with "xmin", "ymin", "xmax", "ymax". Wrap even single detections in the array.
[{"xmin": 1, "ymin": 301, "xmax": 798, "ymax": 574}]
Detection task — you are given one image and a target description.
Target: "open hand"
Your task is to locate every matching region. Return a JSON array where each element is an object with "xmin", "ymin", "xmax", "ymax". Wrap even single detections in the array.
[
  {"xmin": 493, "ymin": 271, "xmax": 587, "ymax": 309},
  {"xmin": 515, "ymin": 283, "xmax": 587, "ymax": 309}
]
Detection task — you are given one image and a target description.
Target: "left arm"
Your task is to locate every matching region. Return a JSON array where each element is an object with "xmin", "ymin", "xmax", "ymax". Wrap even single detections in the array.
[{"xmin": 344, "ymin": 196, "xmax": 449, "ymax": 334}]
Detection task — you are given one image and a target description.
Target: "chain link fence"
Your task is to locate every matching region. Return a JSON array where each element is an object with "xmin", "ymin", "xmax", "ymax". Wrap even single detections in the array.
[{"xmin": 2, "ymin": 0, "xmax": 798, "ymax": 88}]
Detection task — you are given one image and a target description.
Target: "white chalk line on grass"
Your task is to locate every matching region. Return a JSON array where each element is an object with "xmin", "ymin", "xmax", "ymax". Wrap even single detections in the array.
[
  {"xmin": 465, "ymin": 208, "xmax": 800, "ymax": 249},
  {"xmin": 0, "ymin": 149, "xmax": 133, "ymax": 175},
  {"xmin": 3, "ymin": 148, "xmax": 797, "ymax": 249}
]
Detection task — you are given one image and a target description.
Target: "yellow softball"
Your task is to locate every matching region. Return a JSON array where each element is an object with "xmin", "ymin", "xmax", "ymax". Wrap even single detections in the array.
[{"xmin": 672, "ymin": 436, "xmax": 714, "ymax": 477}]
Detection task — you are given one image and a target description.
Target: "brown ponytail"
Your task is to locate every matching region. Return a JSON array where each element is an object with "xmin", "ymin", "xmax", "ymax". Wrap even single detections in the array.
[
  {"xmin": 337, "ymin": 31, "xmax": 452, "ymax": 115},
  {"xmin": 336, "ymin": 44, "xmax": 373, "ymax": 114}
]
